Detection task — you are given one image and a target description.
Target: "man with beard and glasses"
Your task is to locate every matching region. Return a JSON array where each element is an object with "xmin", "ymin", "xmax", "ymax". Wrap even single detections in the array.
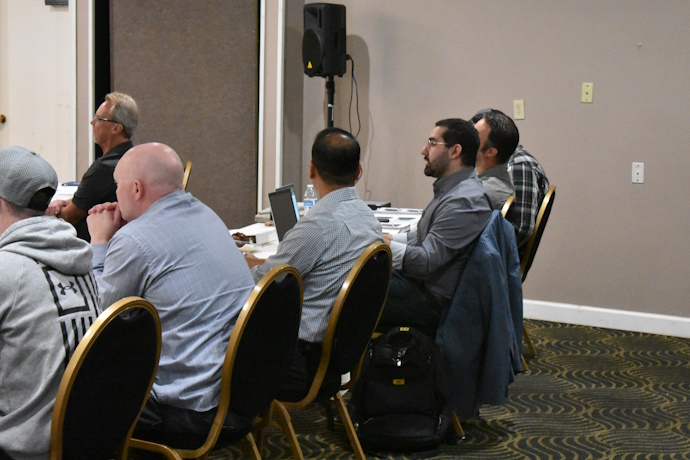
[{"xmin": 377, "ymin": 118, "xmax": 492, "ymax": 337}]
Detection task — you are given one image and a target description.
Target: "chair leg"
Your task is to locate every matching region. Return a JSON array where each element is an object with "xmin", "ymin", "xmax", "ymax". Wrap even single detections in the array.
[
  {"xmin": 321, "ymin": 400, "xmax": 337, "ymax": 431},
  {"xmin": 521, "ymin": 354, "xmax": 530, "ymax": 373},
  {"xmin": 253, "ymin": 404, "xmax": 274, "ymax": 455},
  {"xmin": 128, "ymin": 438, "xmax": 182, "ymax": 460},
  {"xmin": 452, "ymin": 412, "xmax": 465, "ymax": 440},
  {"xmin": 523, "ymin": 325, "xmax": 536, "ymax": 358},
  {"xmin": 334, "ymin": 392, "xmax": 365, "ymax": 460},
  {"xmin": 271, "ymin": 401, "xmax": 305, "ymax": 460},
  {"xmin": 242, "ymin": 432, "xmax": 262, "ymax": 460}
]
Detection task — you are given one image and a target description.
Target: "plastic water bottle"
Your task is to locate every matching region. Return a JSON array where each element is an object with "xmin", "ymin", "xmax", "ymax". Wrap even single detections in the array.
[{"xmin": 303, "ymin": 184, "xmax": 317, "ymax": 215}]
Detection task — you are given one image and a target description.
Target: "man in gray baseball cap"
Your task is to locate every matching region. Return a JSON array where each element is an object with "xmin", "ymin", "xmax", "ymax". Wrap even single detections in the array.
[
  {"xmin": 0, "ymin": 145, "xmax": 58, "ymax": 212},
  {"xmin": 0, "ymin": 146, "xmax": 99, "ymax": 459}
]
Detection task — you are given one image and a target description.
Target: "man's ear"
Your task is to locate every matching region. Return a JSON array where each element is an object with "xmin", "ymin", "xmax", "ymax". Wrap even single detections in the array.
[
  {"xmin": 354, "ymin": 163, "xmax": 363, "ymax": 184},
  {"xmin": 448, "ymin": 144, "xmax": 463, "ymax": 161},
  {"xmin": 111, "ymin": 122, "xmax": 124, "ymax": 136},
  {"xmin": 309, "ymin": 161, "xmax": 316, "ymax": 180},
  {"xmin": 484, "ymin": 146, "xmax": 498, "ymax": 159},
  {"xmin": 133, "ymin": 179, "xmax": 144, "ymax": 200}
]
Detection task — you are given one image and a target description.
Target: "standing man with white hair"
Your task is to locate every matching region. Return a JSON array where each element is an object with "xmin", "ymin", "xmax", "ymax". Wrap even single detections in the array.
[
  {"xmin": 0, "ymin": 146, "xmax": 98, "ymax": 460},
  {"xmin": 47, "ymin": 91, "xmax": 138, "ymax": 241}
]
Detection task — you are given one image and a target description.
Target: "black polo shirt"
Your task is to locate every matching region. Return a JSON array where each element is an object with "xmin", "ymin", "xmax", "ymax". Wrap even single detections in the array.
[{"xmin": 71, "ymin": 140, "xmax": 133, "ymax": 241}]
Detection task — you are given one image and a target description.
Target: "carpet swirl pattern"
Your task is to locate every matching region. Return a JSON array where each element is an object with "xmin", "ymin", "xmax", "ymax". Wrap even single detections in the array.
[{"xmin": 208, "ymin": 319, "xmax": 690, "ymax": 459}]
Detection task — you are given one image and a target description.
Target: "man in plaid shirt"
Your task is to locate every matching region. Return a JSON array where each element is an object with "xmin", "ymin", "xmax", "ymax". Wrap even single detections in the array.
[
  {"xmin": 507, "ymin": 144, "xmax": 550, "ymax": 254},
  {"xmin": 471, "ymin": 108, "xmax": 550, "ymax": 255}
]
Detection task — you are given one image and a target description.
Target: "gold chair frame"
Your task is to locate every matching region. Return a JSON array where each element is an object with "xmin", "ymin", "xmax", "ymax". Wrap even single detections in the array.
[
  {"xmin": 130, "ymin": 264, "xmax": 303, "ymax": 460},
  {"xmin": 520, "ymin": 185, "xmax": 556, "ymax": 358},
  {"xmin": 501, "ymin": 194, "xmax": 515, "ymax": 218},
  {"xmin": 50, "ymin": 296, "xmax": 179, "ymax": 459},
  {"xmin": 182, "ymin": 160, "xmax": 192, "ymax": 190},
  {"xmin": 260, "ymin": 243, "xmax": 392, "ymax": 460}
]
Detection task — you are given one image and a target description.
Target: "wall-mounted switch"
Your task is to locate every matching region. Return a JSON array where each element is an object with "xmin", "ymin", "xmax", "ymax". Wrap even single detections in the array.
[
  {"xmin": 513, "ymin": 99, "xmax": 525, "ymax": 120},
  {"xmin": 632, "ymin": 162, "xmax": 644, "ymax": 183},
  {"xmin": 581, "ymin": 82, "xmax": 594, "ymax": 103}
]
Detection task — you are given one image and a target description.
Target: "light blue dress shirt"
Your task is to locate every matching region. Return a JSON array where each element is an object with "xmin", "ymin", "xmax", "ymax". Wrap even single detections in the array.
[{"xmin": 92, "ymin": 190, "xmax": 254, "ymax": 412}]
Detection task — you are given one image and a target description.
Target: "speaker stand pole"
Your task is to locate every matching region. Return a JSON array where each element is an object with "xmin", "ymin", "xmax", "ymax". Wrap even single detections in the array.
[{"xmin": 326, "ymin": 76, "xmax": 335, "ymax": 128}]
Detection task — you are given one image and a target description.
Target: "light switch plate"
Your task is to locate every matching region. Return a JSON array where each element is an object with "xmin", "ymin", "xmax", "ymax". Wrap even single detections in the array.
[{"xmin": 581, "ymin": 82, "xmax": 594, "ymax": 103}]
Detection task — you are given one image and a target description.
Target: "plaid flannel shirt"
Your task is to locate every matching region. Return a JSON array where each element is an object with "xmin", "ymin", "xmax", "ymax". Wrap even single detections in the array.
[{"xmin": 507, "ymin": 145, "xmax": 550, "ymax": 250}]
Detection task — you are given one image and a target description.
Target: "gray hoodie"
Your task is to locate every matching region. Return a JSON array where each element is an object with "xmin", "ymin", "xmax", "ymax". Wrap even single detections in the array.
[{"xmin": 0, "ymin": 216, "xmax": 98, "ymax": 460}]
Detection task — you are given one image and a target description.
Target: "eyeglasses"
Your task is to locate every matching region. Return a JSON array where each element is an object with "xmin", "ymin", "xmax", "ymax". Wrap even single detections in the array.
[
  {"xmin": 92, "ymin": 114, "xmax": 120, "ymax": 124},
  {"xmin": 426, "ymin": 139, "xmax": 449, "ymax": 148}
]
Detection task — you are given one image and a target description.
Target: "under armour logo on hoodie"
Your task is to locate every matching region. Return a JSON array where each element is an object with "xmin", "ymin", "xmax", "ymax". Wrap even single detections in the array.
[{"xmin": 58, "ymin": 281, "xmax": 78, "ymax": 295}]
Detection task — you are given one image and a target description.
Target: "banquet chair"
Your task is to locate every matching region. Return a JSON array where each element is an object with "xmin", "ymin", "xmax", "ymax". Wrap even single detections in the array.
[
  {"xmin": 520, "ymin": 185, "xmax": 557, "ymax": 357},
  {"xmin": 129, "ymin": 264, "xmax": 303, "ymax": 460},
  {"xmin": 501, "ymin": 194, "xmax": 515, "ymax": 218},
  {"xmin": 182, "ymin": 160, "xmax": 192, "ymax": 190},
  {"xmin": 268, "ymin": 243, "xmax": 392, "ymax": 460},
  {"xmin": 49, "ymin": 297, "xmax": 175, "ymax": 460}
]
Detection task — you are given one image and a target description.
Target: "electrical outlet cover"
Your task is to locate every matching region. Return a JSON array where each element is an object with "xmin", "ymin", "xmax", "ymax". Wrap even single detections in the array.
[
  {"xmin": 513, "ymin": 99, "xmax": 525, "ymax": 120},
  {"xmin": 632, "ymin": 162, "xmax": 644, "ymax": 183}
]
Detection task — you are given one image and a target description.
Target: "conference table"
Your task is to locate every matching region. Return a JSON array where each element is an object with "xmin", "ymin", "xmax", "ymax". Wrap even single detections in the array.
[
  {"xmin": 230, "ymin": 207, "xmax": 422, "ymax": 258},
  {"xmin": 52, "ymin": 182, "xmax": 80, "ymax": 202},
  {"xmin": 52, "ymin": 182, "xmax": 421, "ymax": 258}
]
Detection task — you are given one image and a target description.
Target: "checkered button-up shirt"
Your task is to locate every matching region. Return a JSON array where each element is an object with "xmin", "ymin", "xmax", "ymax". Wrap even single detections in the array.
[
  {"xmin": 251, "ymin": 187, "xmax": 382, "ymax": 343},
  {"xmin": 507, "ymin": 145, "xmax": 550, "ymax": 250}
]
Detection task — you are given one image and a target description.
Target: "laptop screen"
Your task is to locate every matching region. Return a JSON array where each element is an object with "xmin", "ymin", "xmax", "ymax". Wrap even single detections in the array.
[{"xmin": 268, "ymin": 184, "xmax": 300, "ymax": 241}]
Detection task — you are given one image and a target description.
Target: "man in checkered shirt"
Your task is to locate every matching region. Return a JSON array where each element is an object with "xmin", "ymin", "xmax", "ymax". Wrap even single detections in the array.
[
  {"xmin": 507, "ymin": 145, "xmax": 550, "ymax": 254},
  {"xmin": 246, "ymin": 127, "xmax": 382, "ymax": 402}
]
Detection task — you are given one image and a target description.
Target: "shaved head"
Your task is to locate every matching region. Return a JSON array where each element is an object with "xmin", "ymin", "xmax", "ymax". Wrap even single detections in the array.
[
  {"xmin": 119, "ymin": 143, "xmax": 183, "ymax": 192},
  {"xmin": 114, "ymin": 143, "xmax": 184, "ymax": 220}
]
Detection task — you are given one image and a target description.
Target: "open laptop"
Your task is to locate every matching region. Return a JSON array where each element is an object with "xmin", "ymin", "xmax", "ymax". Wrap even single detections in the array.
[{"xmin": 268, "ymin": 184, "xmax": 300, "ymax": 241}]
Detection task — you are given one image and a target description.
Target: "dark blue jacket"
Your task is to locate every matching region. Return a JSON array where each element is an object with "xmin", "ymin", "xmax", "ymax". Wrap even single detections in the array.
[{"xmin": 436, "ymin": 210, "xmax": 523, "ymax": 418}]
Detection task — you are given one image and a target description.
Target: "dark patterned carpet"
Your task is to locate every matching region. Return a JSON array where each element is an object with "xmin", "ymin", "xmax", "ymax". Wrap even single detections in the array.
[{"xmin": 204, "ymin": 319, "xmax": 690, "ymax": 459}]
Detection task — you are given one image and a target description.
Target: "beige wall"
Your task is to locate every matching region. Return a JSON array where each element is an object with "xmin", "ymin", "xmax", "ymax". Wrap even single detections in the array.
[
  {"xmin": 68, "ymin": 0, "xmax": 688, "ymax": 320},
  {"xmin": 298, "ymin": 0, "xmax": 690, "ymax": 318}
]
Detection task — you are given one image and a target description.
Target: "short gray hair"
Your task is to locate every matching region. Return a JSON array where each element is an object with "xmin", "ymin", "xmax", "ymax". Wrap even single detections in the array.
[
  {"xmin": 3, "ymin": 198, "xmax": 43, "ymax": 218},
  {"xmin": 106, "ymin": 92, "xmax": 139, "ymax": 138}
]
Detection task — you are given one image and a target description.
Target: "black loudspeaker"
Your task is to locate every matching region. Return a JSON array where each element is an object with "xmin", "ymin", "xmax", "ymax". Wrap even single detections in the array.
[{"xmin": 303, "ymin": 3, "xmax": 347, "ymax": 78}]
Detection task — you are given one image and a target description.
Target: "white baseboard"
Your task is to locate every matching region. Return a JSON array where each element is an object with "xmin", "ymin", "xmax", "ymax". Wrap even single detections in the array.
[{"xmin": 523, "ymin": 299, "xmax": 690, "ymax": 339}]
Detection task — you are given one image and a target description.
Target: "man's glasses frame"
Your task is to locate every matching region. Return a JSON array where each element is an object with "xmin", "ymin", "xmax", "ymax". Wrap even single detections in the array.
[
  {"xmin": 426, "ymin": 139, "xmax": 449, "ymax": 148},
  {"xmin": 92, "ymin": 115, "xmax": 120, "ymax": 124}
]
